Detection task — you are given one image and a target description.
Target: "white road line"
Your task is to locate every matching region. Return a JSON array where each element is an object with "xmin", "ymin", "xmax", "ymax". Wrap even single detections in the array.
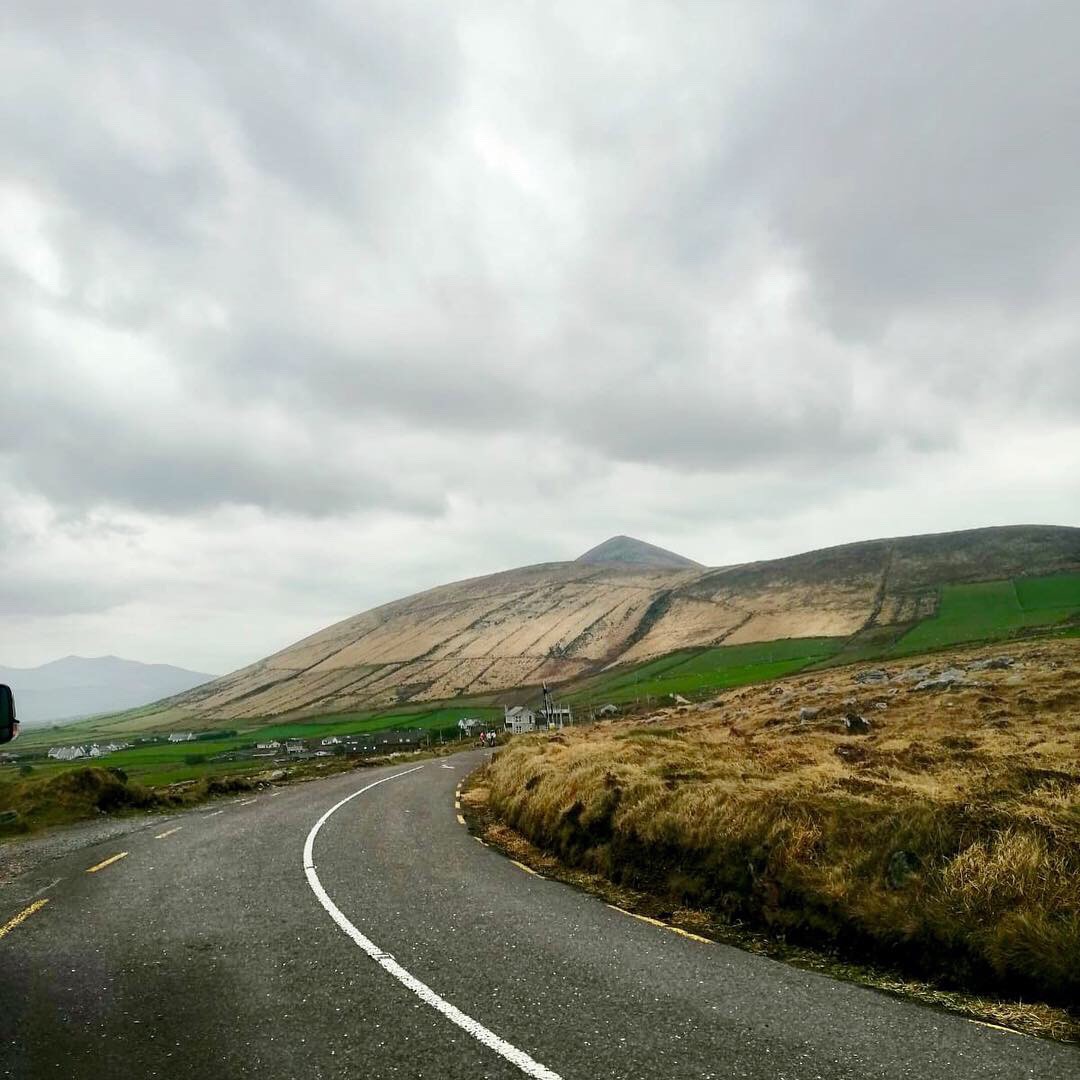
[
  {"xmin": 205, "ymin": 809, "xmax": 225, "ymax": 817},
  {"xmin": 238, "ymin": 798, "xmax": 258, "ymax": 806},
  {"xmin": 24, "ymin": 878, "xmax": 61, "ymax": 901},
  {"xmin": 440, "ymin": 763, "xmax": 455, "ymax": 769},
  {"xmin": 303, "ymin": 767, "xmax": 562, "ymax": 1080}
]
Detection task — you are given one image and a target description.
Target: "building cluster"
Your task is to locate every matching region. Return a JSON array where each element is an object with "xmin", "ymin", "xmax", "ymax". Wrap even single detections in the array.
[
  {"xmin": 245, "ymin": 729, "xmax": 430, "ymax": 761},
  {"xmin": 47, "ymin": 741, "xmax": 132, "ymax": 761}
]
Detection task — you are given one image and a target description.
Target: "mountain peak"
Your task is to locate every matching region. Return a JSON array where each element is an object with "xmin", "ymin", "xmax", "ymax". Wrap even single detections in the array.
[{"xmin": 574, "ymin": 535, "xmax": 702, "ymax": 570}]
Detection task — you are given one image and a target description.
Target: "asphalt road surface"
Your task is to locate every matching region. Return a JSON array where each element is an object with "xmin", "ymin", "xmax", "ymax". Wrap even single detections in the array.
[{"xmin": 1, "ymin": 752, "xmax": 1077, "ymax": 1079}]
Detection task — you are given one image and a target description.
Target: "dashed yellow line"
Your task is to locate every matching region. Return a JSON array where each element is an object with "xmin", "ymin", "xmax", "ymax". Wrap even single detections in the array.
[
  {"xmin": 155, "ymin": 827, "xmax": 183, "ymax": 840},
  {"xmin": 606, "ymin": 904, "xmax": 712, "ymax": 944},
  {"xmin": 0, "ymin": 899, "xmax": 49, "ymax": 940},
  {"xmin": 86, "ymin": 852, "xmax": 128, "ymax": 874}
]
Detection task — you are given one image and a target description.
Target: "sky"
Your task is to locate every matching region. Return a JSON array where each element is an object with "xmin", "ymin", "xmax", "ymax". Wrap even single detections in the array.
[{"xmin": 2, "ymin": 1, "xmax": 1078, "ymax": 674}]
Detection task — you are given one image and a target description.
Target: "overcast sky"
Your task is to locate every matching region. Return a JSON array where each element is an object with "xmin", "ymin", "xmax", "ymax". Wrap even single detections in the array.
[{"xmin": 2, "ymin": 2, "xmax": 1078, "ymax": 673}]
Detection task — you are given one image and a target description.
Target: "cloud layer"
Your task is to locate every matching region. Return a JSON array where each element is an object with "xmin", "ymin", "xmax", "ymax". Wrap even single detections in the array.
[{"xmin": 2, "ymin": 1, "xmax": 1078, "ymax": 670}]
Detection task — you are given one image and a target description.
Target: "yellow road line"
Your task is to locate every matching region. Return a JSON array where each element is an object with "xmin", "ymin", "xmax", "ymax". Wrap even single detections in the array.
[
  {"xmin": 606, "ymin": 904, "xmax": 712, "ymax": 944},
  {"xmin": 473, "ymin": 836, "xmax": 489, "ymax": 847},
  {"xmin": 86, "ymin": 852, "xmax": 128, "ymax": 874},
  {"xmin": 155, "ymin": 827, "xmax": 183, "ymax": 840},
  {"xmin": 454, "ymin": 800, "xmax": 461, "ymax": 810},
  {"xmin": 0, "ymin": 899, "xmax": 49, "ymax": 940},
  {"xmin": 456, "ymin": 814, "xmax": 466, "ymax": 826}
]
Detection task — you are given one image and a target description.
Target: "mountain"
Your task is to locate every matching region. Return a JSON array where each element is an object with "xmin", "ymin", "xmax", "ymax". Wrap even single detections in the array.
[
  {"xmin": 142, "ymin": 524, "xmax": 1080, "ymax": 726},
  {"xmin": 0, "ymin": 656, "xmax": 216, "ymax": 726},
  {"xmin": 576, "ymin": 535, "xmax": 703, "ymax": 570}
]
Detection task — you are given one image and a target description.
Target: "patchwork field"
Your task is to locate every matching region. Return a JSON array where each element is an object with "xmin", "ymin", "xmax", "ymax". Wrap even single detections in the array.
[{"xmin": 892, "ymin": 576, "xmax": 1079, "ymax": 655}]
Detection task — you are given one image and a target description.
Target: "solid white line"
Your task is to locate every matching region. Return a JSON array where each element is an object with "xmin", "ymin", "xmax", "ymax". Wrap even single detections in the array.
[{"xmin": 303, "ymin": 767, "xmax": 562, "ymax": 1080}]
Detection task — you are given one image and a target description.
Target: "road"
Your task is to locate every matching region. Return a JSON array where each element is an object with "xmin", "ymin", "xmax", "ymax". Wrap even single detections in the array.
[{"xmin": 1, "ymin": 752, "xmax": 1076, "ymax": 1079}]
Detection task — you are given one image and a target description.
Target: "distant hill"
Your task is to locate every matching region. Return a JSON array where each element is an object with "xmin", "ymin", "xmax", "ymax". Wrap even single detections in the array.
[
  {"xmin": 133, "ymin": 524, "xmax": 1079, "ymax": 728},
  {"xmin": 0, "ymin": 656, "xmax": 216, "ymax": 726}
]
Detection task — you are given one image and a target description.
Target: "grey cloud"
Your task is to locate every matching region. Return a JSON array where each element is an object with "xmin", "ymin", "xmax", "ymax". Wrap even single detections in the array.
[
  {"xmin": 3, "ymin": 0, "xmax": 460, "ymax": 220},
  {"xmin": 1, "ymin": 1, "xmax": 1078, "ymax": 669},
  {"xmin": 711, "ymin": 2, "xmax": 1080, "ymax": 332}
]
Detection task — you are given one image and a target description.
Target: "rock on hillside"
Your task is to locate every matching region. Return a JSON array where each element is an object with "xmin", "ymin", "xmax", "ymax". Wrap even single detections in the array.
[{"xmin": 144, "ymin": 524, "xmax": 1080, "ymax": 724}]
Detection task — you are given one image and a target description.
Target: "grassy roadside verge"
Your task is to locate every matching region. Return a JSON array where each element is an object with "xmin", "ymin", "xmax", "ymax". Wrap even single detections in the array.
[
  {"xmin": 461, "ymin": 773, "xmax": 1077, "ymax": 1042},
  {"xmin": 466, "ymin": 639, "xmax": 1080, "ymax": 1042}
]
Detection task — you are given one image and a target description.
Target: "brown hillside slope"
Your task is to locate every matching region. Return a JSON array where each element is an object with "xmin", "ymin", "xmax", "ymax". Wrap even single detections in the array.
[{"xmin": 152, "ymin": 525, "xmax": 1080, "ymax": 723}]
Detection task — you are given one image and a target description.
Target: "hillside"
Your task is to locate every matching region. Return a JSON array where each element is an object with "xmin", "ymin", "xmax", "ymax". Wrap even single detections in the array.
[
  {"xmin": 130, "ymin": 525, "xmax": 1080, "ymax": 727},
  {"xmin": 0, "ymin": 656, "xmax": 216, "ymax": 726}
]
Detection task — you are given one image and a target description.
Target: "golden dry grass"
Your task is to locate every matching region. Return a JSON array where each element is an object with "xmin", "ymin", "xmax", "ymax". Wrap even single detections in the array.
[{"xmin": 483, "ymin": 639, "xmax": 1080, "ymax": 1008}]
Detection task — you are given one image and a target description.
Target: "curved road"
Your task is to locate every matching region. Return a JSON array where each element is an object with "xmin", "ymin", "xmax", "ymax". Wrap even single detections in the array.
[{"xmin": 1, "ymin": 752, "xmax": 1076, "ymax": 1079}]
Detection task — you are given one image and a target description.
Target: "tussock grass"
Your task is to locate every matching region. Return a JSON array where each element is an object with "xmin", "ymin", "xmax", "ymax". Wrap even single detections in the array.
[{"xmin": 484, "ymin": 639, "xmax": 1080, "ymax": 1009}]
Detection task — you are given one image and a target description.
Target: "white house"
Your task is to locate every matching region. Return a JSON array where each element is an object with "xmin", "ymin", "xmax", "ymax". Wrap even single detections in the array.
[
  {"xmin": 256, "ymin": 740, "xmax": 281, "ymax": 750},
  {"xmin": 503, "ymin": 705, "xmax": 537, "ymax": 735},
  {"xmin": 539, "ymin": 704, "xmax": 573, "ymax": 729},
  {"xmin": 320, "ymin": 736, "xmax": 342, "ymax": 746},
  {"xmin": 168, "ymin": 732, "xmax": 196, "ymax": 743},
  {"xmin": 48, "ymin": 745, "xmax": 87, "ymax": 761},
  {"xmin": 457, "ymin": 717, "xmax": 483, "ymax": 736},
  {"xmin": 285, "ymin": 740, "xmax": 305, "ymax": 754}
]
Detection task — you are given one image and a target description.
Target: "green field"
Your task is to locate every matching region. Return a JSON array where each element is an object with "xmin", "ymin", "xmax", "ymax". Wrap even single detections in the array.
[
  {"xmin": 892, "ymin": 574, "xmax": 1079, "ymax": 655},
  {"xmin": 1015, "ymin": 572, "xmax": 1080, "ymax": 613},
  {"xmin": 569, "ymin": 637, "xmax": 844, "ymax": 706},
  {"xmin": 1, "ymin": 704, "xmax": 502, "ymax": 790}
]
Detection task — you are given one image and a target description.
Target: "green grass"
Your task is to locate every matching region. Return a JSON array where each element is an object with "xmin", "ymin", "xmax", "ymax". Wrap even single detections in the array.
[
  {"xmin": 569, "ymin": 638, "xmax": 845, "ymax": 705},
  {"xmin": 3, "ymin": 705, "xmax": 503, "ymax": 793},
  {"xmin": 892, "ymin": 575, "xmax": 1079, "ymax": 656},
  {"xmin": 1015, "ymin": 572, "xmax": 1080, "ymax": 613},
  {"xmin": 251, "ymin": 705, "xmax": 501, "ymax": 742}
]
